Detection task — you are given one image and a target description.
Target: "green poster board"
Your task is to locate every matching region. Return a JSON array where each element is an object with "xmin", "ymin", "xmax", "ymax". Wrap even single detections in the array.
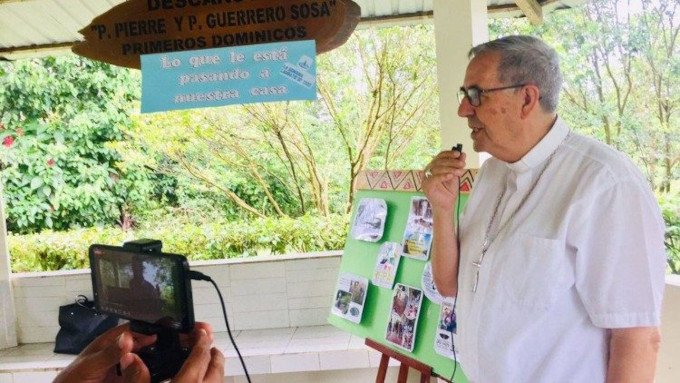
[{"xmin": 327, "ymin": 169, "xmax": 475, "ymax": 382}]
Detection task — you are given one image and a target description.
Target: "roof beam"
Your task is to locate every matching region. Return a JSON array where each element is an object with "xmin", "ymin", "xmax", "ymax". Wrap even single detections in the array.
[
  {"xmin": 0, "ymin": 0, "xmax": 38, "ymax": 4},
  {"xmin": 490, "ymin": 0, "xmax": 573, "ymax": 22},
  {"xmin": 0, "ymin": 42, "xmax": 75, "ymax": 60},
  {"xmin": 359, "ymin": 11, "xmax": 433, "ymax": 28},
  {"xmin": 513, "ymin": 0, "xmax": 544, "ymax": 24}
]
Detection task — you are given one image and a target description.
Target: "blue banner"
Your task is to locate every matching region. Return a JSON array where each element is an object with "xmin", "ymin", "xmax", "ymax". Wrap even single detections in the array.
[{"xmin": 141, "ymin": 40, "xmax": 316, "ymax": 113}]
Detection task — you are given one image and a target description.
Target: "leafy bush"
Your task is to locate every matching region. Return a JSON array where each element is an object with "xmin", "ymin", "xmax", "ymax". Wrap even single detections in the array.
[
  {"xmin": 660, "ymin": 194, "xmax": 680, "ymax": 274},
  {"xmin": 9, "ymin": 214, "xmax": 349, "ymax": 272},
  {"xmin": 0, "ymin": 56, "xmax": 159, "ymax": 234},
  {"xmin": 9, "ymin": 227, "xmax": 129, "ymax": 272}
]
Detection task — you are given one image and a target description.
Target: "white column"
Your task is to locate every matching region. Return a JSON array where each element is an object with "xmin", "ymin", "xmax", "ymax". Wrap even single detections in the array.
[
  {"xmin": 0, "ymin": 184, "xmax": 17, "ymax": 349},
  {"xmin": 433, "ymin": 0, "xmax": 489, "ymax": 168}
]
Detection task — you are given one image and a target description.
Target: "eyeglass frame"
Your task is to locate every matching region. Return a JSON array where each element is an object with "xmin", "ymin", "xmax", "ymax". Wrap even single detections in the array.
[{"xmin": 457, "ymin": 83, "xmax": 528, "ymax": 107}]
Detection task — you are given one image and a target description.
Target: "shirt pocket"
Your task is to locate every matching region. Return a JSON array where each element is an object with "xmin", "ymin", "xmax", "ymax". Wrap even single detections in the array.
[{"xmin": 495, "ymin": 232, "xmax": 573, "ymax": 311}]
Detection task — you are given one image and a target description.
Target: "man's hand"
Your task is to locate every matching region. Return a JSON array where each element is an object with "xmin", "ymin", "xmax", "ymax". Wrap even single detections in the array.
[
  {"xmin": 422, "ymin": 149, "xmax": 467, "ymax": 214},
  {"xmin": 54, "ymin": 322, "xmax": 223, "ymax": 383},
  {"xmin": 173, "ymin": 329, "xmax": 225, "ymax": 382},
  {"xmin": 422, "ymin": 148, "xmax": 467, "ymax": 298},
  {"xmin": 53, "ymin": 323, "xmax": 156, "ymax": 383}
]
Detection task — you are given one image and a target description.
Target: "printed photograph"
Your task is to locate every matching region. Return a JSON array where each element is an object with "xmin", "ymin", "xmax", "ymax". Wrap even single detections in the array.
[
  {"xmin": 402, "ymin": 197, "xmax": 434, "ymax": 260},
  {"xmin": 372, "ymin": 242, "xmax": 402, "ymax": 289},
  {"xmin": 434, "ymin": 299, "xmax": 459, "ymax": 360},
  {"xmin": 331, "ymin": 272, "xmax": 369, "ymax": 324},
  {"xmin": 385, "ymin": 283, "xmax": 423, "ymax": 352},
  {"xmin": 351, "ymin": 198, "xmax": 387, "ymax": 242}
]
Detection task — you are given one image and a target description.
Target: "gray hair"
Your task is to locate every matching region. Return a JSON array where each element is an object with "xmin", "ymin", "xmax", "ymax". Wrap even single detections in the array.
[{"xmin": 469, "ymin": 35, "xmax": 562, "ymax": 112}]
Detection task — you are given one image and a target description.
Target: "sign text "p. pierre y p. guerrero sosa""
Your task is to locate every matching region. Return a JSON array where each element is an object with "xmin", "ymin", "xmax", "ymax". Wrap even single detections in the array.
[{"xmin": 73, "ymin": 0, "xmax": 360, "ymax": 69}]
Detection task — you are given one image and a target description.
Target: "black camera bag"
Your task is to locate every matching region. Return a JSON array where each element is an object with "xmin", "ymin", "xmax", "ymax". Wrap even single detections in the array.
[{"xmin": 54, "ymin": 295, "xmax": 119, "ymax": 354}]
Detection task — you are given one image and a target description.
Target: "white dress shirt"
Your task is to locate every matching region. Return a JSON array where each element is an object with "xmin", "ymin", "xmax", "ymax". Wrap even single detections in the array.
[{"xmin": 456, "ymin": 117, "xmax": 666, "ymax": 382}]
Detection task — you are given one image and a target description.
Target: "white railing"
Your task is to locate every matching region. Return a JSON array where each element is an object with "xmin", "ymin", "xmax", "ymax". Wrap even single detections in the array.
[{"xmin": 10, "ymin": 251, "xmax": 342, "ymax": 343}]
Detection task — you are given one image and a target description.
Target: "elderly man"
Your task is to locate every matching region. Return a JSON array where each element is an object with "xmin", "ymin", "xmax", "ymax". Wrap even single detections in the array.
[{"xmin": 423, "ymin": 35, "xmax": 666, "ymax": 382}]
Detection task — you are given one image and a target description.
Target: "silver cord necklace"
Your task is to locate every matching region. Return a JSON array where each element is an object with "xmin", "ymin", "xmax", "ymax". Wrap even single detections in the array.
[{"xmin": 471, "ymin": 133, "xmax": 570, "ymax": 293}]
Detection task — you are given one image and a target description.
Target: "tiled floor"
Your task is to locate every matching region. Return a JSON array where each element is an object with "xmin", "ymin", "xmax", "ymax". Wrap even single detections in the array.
[{"xmin": 0, "ymin": 325, "xmax": 392, "ymax": 382}]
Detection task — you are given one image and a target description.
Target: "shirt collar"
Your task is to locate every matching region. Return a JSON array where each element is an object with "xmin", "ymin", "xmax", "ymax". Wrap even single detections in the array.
[{"xmin": 506, "ymin": 116, "xmax": 569, "ymax": 173}]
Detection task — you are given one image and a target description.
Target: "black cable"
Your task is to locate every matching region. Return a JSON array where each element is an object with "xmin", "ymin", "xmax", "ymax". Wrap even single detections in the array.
[
  {"xmin": 449, "ymin": 172, "xmax": 462, "ymax": 383},
  {"xmin": 189, "ymin": 271, "xmax": 251, "ymax": 383}
]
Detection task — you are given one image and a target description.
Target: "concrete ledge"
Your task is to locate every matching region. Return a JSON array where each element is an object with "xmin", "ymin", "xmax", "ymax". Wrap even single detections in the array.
[{"xmin": 9, "ymin": 252, "xmax": 343, "ymax": 344}]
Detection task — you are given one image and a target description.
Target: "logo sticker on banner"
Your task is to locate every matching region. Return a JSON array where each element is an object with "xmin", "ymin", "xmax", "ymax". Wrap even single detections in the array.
[{"xmin": 141, "ymin": 40, "xmax": 316, "ymax": 113}]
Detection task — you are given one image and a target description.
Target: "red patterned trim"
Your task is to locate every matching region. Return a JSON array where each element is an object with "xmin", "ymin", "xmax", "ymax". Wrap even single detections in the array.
[{"xmin": 355, "ymin": 169, "xmax": 476, "ymax": 193}]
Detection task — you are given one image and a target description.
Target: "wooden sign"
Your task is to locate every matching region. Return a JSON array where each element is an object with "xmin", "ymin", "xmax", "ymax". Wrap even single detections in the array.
[{"xmin": 72, "ymin": 0, "xmax": 361, "ymax": 69}]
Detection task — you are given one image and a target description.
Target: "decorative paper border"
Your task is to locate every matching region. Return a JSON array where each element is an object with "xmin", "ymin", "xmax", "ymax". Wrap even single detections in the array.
[{"xmin": 355, "ymin": 169, "xmax": 477, "ymax": 193}]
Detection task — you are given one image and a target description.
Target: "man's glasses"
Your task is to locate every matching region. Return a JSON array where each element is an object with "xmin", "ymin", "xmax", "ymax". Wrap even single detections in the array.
[{"xmin": 457, "ymin": 84, "xmax": 527, "ymax": 107}]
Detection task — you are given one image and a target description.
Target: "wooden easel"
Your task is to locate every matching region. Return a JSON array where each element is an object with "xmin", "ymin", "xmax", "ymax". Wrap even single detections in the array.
[{"xmin": 365, "ymin": 338, "xmax": 453, "ymax": 383}]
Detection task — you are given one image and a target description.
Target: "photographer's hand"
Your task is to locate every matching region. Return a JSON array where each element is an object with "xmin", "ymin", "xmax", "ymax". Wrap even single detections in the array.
[
  {"xmin": 173, "ymin": 328, "xmax": 225, "ymax": 383},
  {"xmin": 54, "ymin": 323, "xmax": 156, "ymax": 383},
  {"xmin": 55, "ymin": 322, "xmax": 222, "ymax": 383}
]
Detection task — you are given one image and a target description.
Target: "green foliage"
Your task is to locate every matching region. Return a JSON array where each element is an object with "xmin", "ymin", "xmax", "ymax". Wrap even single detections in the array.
[
  {"xmin": 319, "ymin": 25, "xmax": 440, "ymax": 179},
  {"xmin": 9, "ymin": 227, "xmax": 128, "ymax": 272},
  {"xmin": 8, "ymin": 214, "xmax": 348, "ymax": 272},
  {"xmin": 0, "ymin": 56, "xmax": 158, "ymax": 233},
  {"xmin": 660, "ymin": 194, "xmax": 680, "ymax": 274},
  {"xmin": 130, "ymin": 25, "xmax": 440, "ymax": 218},
  {"xmin": 1, "ymin": 26, "xmax": 440, "ymax": 272},
  {"xmin": 489, "ymin": 0, "xmax": 679, "ymax": 193}
]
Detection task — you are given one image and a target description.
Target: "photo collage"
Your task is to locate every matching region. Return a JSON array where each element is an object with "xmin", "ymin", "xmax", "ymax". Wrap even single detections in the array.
[
  {"xmin": 332, "ymin": 196, "xmax": 457, "ymax": 357},
  {"xmin": 386, "ymin": 283, "xmax": 423, "ymax": 352}
]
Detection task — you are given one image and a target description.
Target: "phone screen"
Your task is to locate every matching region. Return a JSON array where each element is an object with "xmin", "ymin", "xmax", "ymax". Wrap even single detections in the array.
[{"xmin": 89, "ymin": 245, "xmax": 194, "ymax": 331}]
